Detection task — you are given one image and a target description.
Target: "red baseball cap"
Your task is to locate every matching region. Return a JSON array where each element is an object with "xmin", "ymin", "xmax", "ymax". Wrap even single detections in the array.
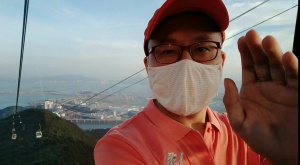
[{"xmin": 144, "ymin": 0, "xmax": 229, "ymax": 55}]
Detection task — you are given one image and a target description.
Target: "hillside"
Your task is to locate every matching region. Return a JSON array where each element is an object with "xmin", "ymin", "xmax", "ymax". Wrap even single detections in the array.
[
  {"xmin": 0, "ymin": 106, "xmax": 27, "ymax": 119},
  {"xmin": 0, "ymin": 109, "xmax": 98, "ymax": 165}
]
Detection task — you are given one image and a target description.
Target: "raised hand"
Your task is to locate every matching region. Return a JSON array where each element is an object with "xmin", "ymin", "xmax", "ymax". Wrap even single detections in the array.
[{"xmin": 223, "ymin": 29, "xmax": 298, "ymax": 164}]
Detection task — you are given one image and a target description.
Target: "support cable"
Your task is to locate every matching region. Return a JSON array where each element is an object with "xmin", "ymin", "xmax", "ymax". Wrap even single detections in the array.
[
  {"xmin": 15, "ymin": 0, "xmax": 30, "ymax": 114},
  {"xmin": 229, "ymin": 0, "xmax": 270, "ymax": 22},
  {"xmin": 12, "ymin": 0, "xmax": 30, "ymax": 140},
  {"xmin": 63, "ymin": 1, "xmax": 297, "ymax": 110},
  {"xmin": 292, "ymin": 5, "xmax": 299, "ymax": 58},
  {"xmin": 93, "ymin": 77, "xmax": 148, "ymax": 103},
  {"xmin": 226, "ymin": 5, "xmax": 298, "ymax": 41},
  {"xmin": 66, "ymin": 0, "xmax": 272, "ymax": 107},
  {"xmin": 66, "ymin": 68, "xmax": 145, "ymax": 110}
]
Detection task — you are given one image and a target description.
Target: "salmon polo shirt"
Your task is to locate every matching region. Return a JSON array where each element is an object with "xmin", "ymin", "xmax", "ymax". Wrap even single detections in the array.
[{"xmin": 94, "ymin": 99, "xmax": 270, "ymax": 165}]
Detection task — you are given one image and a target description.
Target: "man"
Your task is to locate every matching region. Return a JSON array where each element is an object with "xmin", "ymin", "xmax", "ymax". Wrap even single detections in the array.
[{"xmin": 94, "ymin": 0, "xmax": 298, "ymax": 164}]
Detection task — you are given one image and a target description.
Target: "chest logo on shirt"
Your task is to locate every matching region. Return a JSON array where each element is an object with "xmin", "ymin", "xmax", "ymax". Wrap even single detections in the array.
[{"xmin": 167, "ymin": 152, "xmax": 184, "ymax": 165}]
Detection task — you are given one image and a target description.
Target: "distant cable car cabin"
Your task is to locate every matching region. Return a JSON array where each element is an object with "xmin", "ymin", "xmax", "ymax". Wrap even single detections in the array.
[
  {"xmin": 11, "ymin": 128, "xmax": 17, "ymax": 140},
  {"xmin": 36, "ymin": 131, "xmax": 42, "ymax": 138},
  {"xmin": 36, "ymin": 123, "xmax": 42, "ymax": 138},
  {"xmin": 12, "ymin": 133, "xmax": 17, "ymax": 140}
]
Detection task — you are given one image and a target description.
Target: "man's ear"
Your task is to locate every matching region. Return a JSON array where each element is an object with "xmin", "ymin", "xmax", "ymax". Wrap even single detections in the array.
[
  {"xmin": 221, "ymin": 51, "xmax": 226, "ymax": 68},
  {"xmin": 143, "ymin": 57, "xmax": 149, "ymax": 73}
]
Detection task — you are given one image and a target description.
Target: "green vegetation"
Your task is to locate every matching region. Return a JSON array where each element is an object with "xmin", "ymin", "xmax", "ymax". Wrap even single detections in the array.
[{"xmin": 0, "ymin": 109, "xmax": 98, "ymax": 165}]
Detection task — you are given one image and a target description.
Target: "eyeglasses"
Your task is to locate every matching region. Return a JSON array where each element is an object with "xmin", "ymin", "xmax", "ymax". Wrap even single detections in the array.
[{"xmin": 148, "ymin": 41, "xmax": 222, "ymax": 64}]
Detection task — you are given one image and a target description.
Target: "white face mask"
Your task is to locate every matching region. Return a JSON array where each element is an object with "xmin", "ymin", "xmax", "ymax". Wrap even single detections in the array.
[{"xmin": 148, "ymin": 60, "xmax": 222, "ymax": 116}]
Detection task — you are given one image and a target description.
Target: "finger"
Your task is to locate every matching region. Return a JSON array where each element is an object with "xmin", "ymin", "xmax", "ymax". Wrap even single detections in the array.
[
  {"xmin": 262, "ymin": 35, "xmax": 286, "ymax": 84},
  {"xmin": 223, "ymin": 78, "xmax": 244, "ymax": 132},
  {"xmin": 238, "ymin": 36, "xmax": 257, "ymax": 85},
  {"xmin": 245, "ymin": 29, "xmax": 271, "ymax": 82},
  {"xmin": 282, "ymin": 52, "xmax": 298, "ymax": 90}
]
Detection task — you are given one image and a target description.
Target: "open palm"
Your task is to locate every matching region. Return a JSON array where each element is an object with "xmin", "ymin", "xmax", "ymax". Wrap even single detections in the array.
[{"xmin": 223, "ymin": 29, "xmax": 298, "ymax": 164}]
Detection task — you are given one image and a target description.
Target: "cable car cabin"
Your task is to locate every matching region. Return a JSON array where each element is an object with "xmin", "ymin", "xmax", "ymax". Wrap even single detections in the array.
[
  {"xmin": 36, "ymin": 131, "xmax": 42, "ymax": 138},
  {"xmin": 12, "ymin": 133, "xmax": 17, "ymax": 140},
  {"xmin": 36, "ymin": 123, "xmax": 42, "ymax": 138}
]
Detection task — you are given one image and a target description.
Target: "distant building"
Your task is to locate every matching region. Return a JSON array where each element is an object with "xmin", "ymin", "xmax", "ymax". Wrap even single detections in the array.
[
  {"xmin": 44, "ymin": 100, "xmax": 55, "ymax": 109},
  {"xmin": 53, "ymin": 112, "xmax": 61, "ymax": 117},
  {"xmin": 56, "ymin": 104, "xmax": 63, "ymax": 110}
]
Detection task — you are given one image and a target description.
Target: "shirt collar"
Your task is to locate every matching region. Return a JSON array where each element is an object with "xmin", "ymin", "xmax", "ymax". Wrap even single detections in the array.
[
  {"xmin": 143, "ymin": 99, "xmax": 221, "ymax": 141},
  {"xmin": 206, "ymin": 106, "xmax": 221, "ymax": 131}
]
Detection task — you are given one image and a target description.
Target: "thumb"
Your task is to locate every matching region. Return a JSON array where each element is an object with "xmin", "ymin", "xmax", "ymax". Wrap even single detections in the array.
[{"xmin": 223, "ymin": 78, "xmax": 244, "ymax": 132}]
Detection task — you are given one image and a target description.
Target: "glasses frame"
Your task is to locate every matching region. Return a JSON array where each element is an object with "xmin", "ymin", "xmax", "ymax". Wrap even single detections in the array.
[{"xmin": 148, "ymin": 41, "xmax": 222, "ymax": 64}]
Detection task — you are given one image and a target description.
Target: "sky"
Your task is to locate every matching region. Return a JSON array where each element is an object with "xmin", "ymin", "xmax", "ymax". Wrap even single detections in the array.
[{"xmin": 0, "ymin": 0, "xmax": 298, "ymax": 83}]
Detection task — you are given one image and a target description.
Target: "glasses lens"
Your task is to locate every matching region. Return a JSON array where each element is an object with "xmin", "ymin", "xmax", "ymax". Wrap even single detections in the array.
[
  {"xmin": 191, "ymin": 42, "xmax": 218, "ymax": 62},
  {"xmin": 154, "ymin": 45, "xmax": 180, "ymax": 64}
]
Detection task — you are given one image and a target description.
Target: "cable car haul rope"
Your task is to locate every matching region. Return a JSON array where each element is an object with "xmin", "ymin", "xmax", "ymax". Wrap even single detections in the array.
[{"xmin": 11, "ymin": 0, "xmax": 39, "ymax": 140}]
